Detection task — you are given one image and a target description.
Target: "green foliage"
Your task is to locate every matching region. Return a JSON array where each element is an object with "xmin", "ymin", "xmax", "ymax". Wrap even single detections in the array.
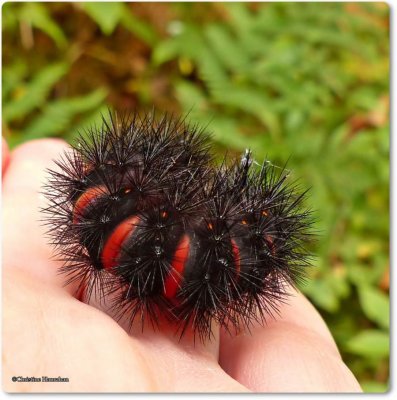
[
  {"xmin": 3, "ymin": 2, "xmax": 67, "ymax": 47},
  {"xmin": 81, "ymin": 2, "xmax": 125, "ymax": 36},
  {"xmin": 3, "ymin": 62, "xmax": 69, "ymax": 122},
  {"xmin": 361, "ymin": 380, "xmax": 389, "ymax": 394},
  {"xmin": 358, "ymin": 285, "xmax": 389, "ymax": 329},
  {"xmin": 22, "ymin": 88, "xmax": 108, "ymax": 141},
  {"xmin": 120, "ymin": 9, "xmax": 158, "ymax": 46},
  {"xmin": 2, "ymin": 2, "xmax": 389, "ymax": 391},
  {"xmin": 346, "ymin": 330, "xmax": 389, "ymax": 359},
  {"xmin": 2, "ymin": 1, "xmax": 156, "ymax": 147}
]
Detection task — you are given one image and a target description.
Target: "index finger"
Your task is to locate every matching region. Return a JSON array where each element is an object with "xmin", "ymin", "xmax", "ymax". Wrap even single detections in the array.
[
  {"xmin": 2, "ymin": 138, "xmax": 74, "ymax": 291},
  {"xmin": 219, "ymin": 286, "xmax": 362, "ymax": 392}
]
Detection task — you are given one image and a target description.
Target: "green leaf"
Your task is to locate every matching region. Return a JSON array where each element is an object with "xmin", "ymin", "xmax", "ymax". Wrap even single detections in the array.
[
  {"xmin": 346, "ymin": 330, "xmax": 389, "ymax": 358},
  {"xmin": 2, "ymin": 2, "xmax": 19, "ymax": 32},
  {"xmin": 20, "ymin": 3, "xmax": 67, "ymax": 48},
  {"xmin": 361, "ymin": 381, "xmax": 389, "ymax": 393},
  {"xmin": 154, "ymin": 25, "xmax": 228, "ymax": 91},
  {"xmin": 358, "ymin": 285, "xmax": 389, "ymax": 329},
  {"xmin": 2, "ymin": 61, "xmax": 28, "ymax": 100},
  {"xmin": 211, "ymin": 87, "xmax": 280, "ymax": 137},
  {"xmin": 23, "ymin": 88, "xmax": 108, "ymax": 139},
  {"xmin": 205, "ymin": 24, "xmax": 249, "ymax": 73},
  {"xmin": 179, "ymin": 114, "xmax": 245, "ymax": 151},
  {"xmin": 302, "ymin": 279, "xmax": 339, "ymax": 312},
  {"xmin": 120, "ymin": 9, "xmax": 158, "ymax": 46},
  {"xmin": 195, "ymin": 45, "xmax": 228, "ymax": 93},
  {"xmin": 207, "ymin": 117, "xmax": 241, "ymax": 148},
  {"xmin": 152, "ymin": 38, "xmax": 182, "ymax": 65},
  {"xmin": 82, "ymin": 2, "xmax": 124, "ymax": 35},
  {"xmin": 175, "ymin": 81, "xmax": 207, "ymax": 110},
  {"xmin": 225, "ymin": 2, "xmax": 253, "ymax": 34},
  {"xmin": 3, "ymin": 62, "xmax": 69, "ymax": 122}
]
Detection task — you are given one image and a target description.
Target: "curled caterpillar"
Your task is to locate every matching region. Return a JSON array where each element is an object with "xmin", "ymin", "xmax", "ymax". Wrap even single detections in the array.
[{"xmin": 42, "ymin": 111, "xmax": 314, "ymax": 341}]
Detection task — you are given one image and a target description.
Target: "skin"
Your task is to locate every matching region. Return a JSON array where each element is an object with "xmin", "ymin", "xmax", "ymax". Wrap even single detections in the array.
[{"xmin": 2, "ymin": 138, "xmax": 362, "ymax": 393}]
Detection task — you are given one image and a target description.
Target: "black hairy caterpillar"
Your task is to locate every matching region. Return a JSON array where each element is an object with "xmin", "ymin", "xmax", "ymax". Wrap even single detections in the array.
[{"xmin": 42, "ymin": 111, "xmax": 314, "ymax": 341}]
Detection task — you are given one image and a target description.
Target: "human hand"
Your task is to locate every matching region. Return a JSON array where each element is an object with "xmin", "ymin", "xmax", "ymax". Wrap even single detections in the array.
[{"xmin": 2, "ymin": 138, "xmax": 362, "ymax": 392}]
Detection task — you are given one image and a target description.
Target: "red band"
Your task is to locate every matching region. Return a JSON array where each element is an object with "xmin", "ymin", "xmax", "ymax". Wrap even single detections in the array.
[
  {"xmin": 164, "ymin": 235, "xmax": 190, "ymax": 299},
  {"xmin": 73, "ymin": 185, "xmax": 107, "ymax": 224},
  {"xmin": 101, "ymin": 216, "xmax": 140, "ymax": 270},
  {"xmin": 231, "ymin": 239, "xmax": 241, "ymax": 278}
]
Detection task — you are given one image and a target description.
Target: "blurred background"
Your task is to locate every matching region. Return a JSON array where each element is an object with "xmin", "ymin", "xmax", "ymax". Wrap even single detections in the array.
[{"xmin": 2, "ymin": 2, "xmax": 389, "ymax": 392}]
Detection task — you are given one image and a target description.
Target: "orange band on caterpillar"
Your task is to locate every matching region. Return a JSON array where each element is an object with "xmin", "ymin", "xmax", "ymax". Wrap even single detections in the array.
[
  {"xmin": 102, "ymin": 216, "xmax": 140, "ymax": 270},
  {"xmin": 73, "ymin": 185, "xmax": 107, "ymax": 224},
  {"xmin": 164, "ymin": 234, "xmax": 190, "ymax": 300}
]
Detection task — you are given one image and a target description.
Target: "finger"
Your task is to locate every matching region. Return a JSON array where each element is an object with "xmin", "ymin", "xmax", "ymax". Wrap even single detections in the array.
[
  {"xmin": 138, "ymin": 327, "xmax": 250, "ymax": 392},
  {"xmin": 219, "ymin": 287, "xmax": 362, "ymax": 392},
  {"xmin": 4, "ymin": 267, "xmax": 248, "ymax": 392},
  {"xmin": 85, "ymin": 281, "xmax": 222, "ymax": 362},
  {"xmin": 89, "ymin": 288, "xmax": 247, "ymax": 392},
  {"xmin": 3, "ymin": 267, "xmax": 157, "ymax": 392},
  {"xmin": 2, "ymin": 138, "xmax": 75, "ymax": 292},
  {"xmin": 2, "ymin": 137, "xmax": 10, "ymax": 176}
]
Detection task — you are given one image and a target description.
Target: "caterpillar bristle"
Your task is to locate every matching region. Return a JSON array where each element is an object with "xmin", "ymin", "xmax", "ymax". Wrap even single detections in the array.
[{"xmin": 41, "ymin": 109, "xmax": 314, "ymax": 342}]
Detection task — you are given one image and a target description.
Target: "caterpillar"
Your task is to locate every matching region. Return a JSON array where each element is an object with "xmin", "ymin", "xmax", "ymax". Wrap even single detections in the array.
[{"xmin": 42, "ymin": 111, "xmax": 313, "ymax": 341}]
